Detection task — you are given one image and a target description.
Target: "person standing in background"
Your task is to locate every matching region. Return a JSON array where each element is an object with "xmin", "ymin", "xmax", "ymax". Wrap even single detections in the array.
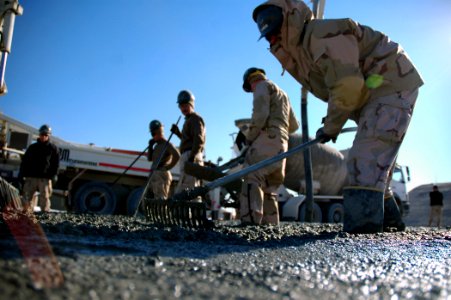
[
  {"xmin": 428, "ymin": 185, "xmax": 443, "ymax": 228},
  {"xmin": 147, "ymin": 120, "xmax": 180, "ymax": 199},
  {"xmin": 171, "ymin": 90, "xmax": 206, "ymax": 198},
  {"xmin": 239, "ymin": 67, "xmax": 299, "ymax": 225},
  {"xmin": 19, "ymin": 124, "xmax": 59, "ymax": 213}
]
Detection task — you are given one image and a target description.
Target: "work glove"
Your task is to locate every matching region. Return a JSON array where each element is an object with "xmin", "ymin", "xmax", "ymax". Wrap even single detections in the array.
[
  {"xmin": 315, "ymin": 127, "xmax": 337, "ymax": 144},
  {"xmin": 170, "ymin": 124, "xmax": 181, "ymax": 136}
]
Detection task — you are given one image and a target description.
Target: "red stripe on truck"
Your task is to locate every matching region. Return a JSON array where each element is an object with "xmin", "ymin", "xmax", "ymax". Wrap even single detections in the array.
[
  {"xmin": 110, "ymin": 149, "xmax": 147, "ymax": 156},
  {"xmin": 99, "ymin": 162, "xmax": 150, "ymax": 173}
]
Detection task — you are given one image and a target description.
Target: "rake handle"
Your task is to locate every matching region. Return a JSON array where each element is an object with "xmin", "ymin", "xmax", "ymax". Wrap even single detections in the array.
[{"xmin": 168, "ymin": 137, "xmax": 322, "ymax": 202}]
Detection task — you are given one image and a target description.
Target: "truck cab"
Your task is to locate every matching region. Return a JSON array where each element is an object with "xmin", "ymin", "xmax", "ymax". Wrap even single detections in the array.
[{"xmin": 390, "ymin": 164, "xmax": 411, "ymax": 217}]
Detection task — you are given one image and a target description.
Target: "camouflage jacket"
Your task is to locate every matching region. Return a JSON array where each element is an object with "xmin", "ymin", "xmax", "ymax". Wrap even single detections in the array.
[
  {"xmin": 248, "ymin": 79, "xmax": 299, "ymax": 142},
  {"xmin": 256, "ymin": 0, "xmax": 424, "ymax": 136},
  {"xmin": 148, "ymin": 138, "xmax": 180, "ymax": 171},
  {"xmin": 179, "ymin": 112, "xmax": 206, "ymax": 158}
]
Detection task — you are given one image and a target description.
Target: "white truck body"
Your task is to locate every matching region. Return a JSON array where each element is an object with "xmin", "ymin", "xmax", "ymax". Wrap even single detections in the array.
[
  {"xmin": 277, "ymin": 163, "xmax": 411, "ymax": 223},
  {"xmin": 0, "ymin": 113, "xmax": 180, "ymax": 214}
]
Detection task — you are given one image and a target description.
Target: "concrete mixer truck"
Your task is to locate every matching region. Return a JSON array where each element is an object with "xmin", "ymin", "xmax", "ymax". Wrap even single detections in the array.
[
  {"xmin": 210, "ymin": 119, "xmax": 410, "ymax": 223},
  {"xmin": 276, "ymin": 136, "xmax": 410, "ymax": 223}
]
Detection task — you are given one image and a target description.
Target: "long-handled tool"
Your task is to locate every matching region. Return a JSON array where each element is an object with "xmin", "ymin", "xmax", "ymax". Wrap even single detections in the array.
[
  {"xmin": 112, "ymin": 146, "xmax": 149, "ymax": 185},
  {"xmin": 133, "ymin": 116, "xmax": 182, "ymax": 217},
  {"xmin": 143, "ymin": 137, "xmax": 322, "ymax": 228}
]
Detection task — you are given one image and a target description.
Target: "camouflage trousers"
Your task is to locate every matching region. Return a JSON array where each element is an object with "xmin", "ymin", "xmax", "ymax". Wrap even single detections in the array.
[
  {"xmin": 240, "ymin": 130, "xmax": 287, "ymax": 225},
  {"xmin": 150, "ymin": 169, "xmax": 172, "ymax": 199},
  {"xmin": 22, "ymin": 177, "xmax": 52, "ymax": 213},
  {"xmin": 175, "ymin": 150, "xmax": 203, "ymax": 196},
  {"xmin": 347, "ymin": 88, "xmax": 419, "ymax": 195}
]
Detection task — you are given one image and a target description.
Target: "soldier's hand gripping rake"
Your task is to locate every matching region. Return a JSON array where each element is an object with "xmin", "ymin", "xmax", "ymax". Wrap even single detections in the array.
[{"xmin": 143, "ymin": 137, "xmax": 322, "ymax": 228}]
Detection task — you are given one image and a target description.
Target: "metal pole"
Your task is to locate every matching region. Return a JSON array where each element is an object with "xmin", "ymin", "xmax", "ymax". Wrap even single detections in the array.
[
  {"xmin": 110, "ymin": 145, "xmax": 149, "ymax": 186},
  {"xmin": 302, "ymin": 0, "xmax": 326, "ymax": 222},
  {"xmin": 301, "ymin": 87, "xmax": 314, "ymax": 222},
  {"xmin": 312, "ymin": 0, "xmax": 326, "ymax": 19}
]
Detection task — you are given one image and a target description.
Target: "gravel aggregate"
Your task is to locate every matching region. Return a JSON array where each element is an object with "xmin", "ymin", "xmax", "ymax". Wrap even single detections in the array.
[{"xmin": 0, "ymin": 213, "xmax": 450, "ymax": 300}]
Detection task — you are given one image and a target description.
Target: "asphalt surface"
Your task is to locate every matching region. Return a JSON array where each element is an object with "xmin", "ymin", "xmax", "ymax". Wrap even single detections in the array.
[{"xmin": 0, "ymin": 213, "xmax": 450, "ymax": 300}]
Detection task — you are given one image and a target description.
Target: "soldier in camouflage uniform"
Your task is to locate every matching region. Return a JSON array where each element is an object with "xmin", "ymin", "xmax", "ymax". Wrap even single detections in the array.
[
  {"xmin": 240, "ymin": 67, "xmax": 299, "ymax": 225},
  {"xmin": 171, "ymin": 90, "xmax": 206, "ymax": 197},
  {"xmin": 148, "ymin": 120, "xmax": 180, "ymax": 199},
  {"xmin": 252, "ymin": 0, "xmax": 423, "ymax": 233}
]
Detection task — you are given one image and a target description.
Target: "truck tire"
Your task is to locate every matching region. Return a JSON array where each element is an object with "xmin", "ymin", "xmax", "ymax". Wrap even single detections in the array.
[
  {"xmin": 298, "ymin": 202, "xmax": 322, "ymax": 222},
  {"xmin": 327, "ymin": 203, "xmax": 344, "ymax": 223},
  {"xmin": 74, "ymin": 182, "xmax": 117, "ymax": 214},
  {"xmin": 126, "ymin": 187, "xmax": 145, "ymax": 216}
]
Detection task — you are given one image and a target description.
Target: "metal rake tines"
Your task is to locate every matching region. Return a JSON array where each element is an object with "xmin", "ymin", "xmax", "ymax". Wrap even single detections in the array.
[
  {"xmin": 143, "ymin": 197, "xmax": 212, "ymax": 228},
  {"xmin": 0, "ymin": 177, "xmax": 22, "ymax": 211}
]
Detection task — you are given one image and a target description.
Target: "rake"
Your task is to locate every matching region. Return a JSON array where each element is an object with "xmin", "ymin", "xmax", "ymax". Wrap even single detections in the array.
[{"xmin": 143, "ymin": 137, "xmax": 322, "ymax": 228}]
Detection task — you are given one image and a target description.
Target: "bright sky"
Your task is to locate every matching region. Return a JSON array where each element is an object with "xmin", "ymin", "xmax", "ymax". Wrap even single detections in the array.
[{"xmin": 2, "ymin": 0, "xmax": 451, "ymax": 191}]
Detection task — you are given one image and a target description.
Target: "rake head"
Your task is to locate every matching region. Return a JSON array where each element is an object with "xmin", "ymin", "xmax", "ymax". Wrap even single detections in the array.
[
  {"xmin": 143, "ymin": 186, "xmax": 214, "ymax": 229},
  {"xmin": 0, "ymin": 177, "xmax": 22, "ymax": 212}
]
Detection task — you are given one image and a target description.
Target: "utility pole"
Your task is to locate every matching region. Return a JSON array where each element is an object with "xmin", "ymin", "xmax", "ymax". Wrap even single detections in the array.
[{"xmin": 302, "ymin": 0, "xmax": 325, "ymax": 222}]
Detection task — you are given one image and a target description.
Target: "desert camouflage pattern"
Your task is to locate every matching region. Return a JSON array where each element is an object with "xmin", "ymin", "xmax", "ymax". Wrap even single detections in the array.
[
  {"xmin": 246, "ymin": 130, "xmax": 288, "ymax": 187},
  {"xmin": 247, "ymin": 79, "xmax": 299, "ymax": 142},
  {"xmin": 240, "ymin": 183, "xmax": 264, "ymax": 224},
  {"xmin": 150, "ymin": 170, "xmax": 172, "ymax": 199},
  {"xmin": 347, "ymin": 88, "xmax": 418, "ymax": 192},
  {"xmin": 240, "ymin": 78, "xmax": 296, "ymax": 225},
  {"xmin": 22, "ymin": 177, "xmax": 52, "ymax": 213},
  {"xmin": 256, "ymin": 0, "xmax": 423, "ymax": 137},
  {"xmin": 262, "ymin": 192, "xmax": 279, "ymax": 225},
  {"xmin": 254, "ymin": 0, "xmax": 423, "ymax": 194},
  {"xmin": 239, "ymin": 131, "xmax": 287, "ymax": 225},
  {"xmin": 175, "ymin": 150, "xmax": 204, "ymax": 195}
]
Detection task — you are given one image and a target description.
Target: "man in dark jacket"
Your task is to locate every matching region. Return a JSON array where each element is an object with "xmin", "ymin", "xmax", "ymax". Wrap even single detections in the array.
[
  {"xmin": 19, "ymin": 124, "xmax": 59, "ymax": 213},
  {"xmin": 428, "ymin": 185, "xmax": 444, "ymax": 228}
]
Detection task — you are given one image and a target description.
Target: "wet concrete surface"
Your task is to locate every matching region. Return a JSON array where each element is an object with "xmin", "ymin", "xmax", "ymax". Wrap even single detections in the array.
[{"xmin": 0, "ymin": 213, "xmax": 450, "ymax": 300}]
